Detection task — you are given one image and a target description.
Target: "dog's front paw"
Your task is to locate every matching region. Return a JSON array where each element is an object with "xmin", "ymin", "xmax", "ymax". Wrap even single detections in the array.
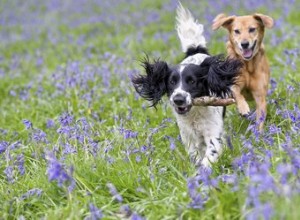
[
  {"xmin": 201, "ymin": 157, "xmax": 212, "ymax": 168},
  {"xmin": 190, "ymin": 152, "xmax": 202, "ymax": 167},
  {"xmin": 237, "ymin": 101, "xmax": 250, "ymax": 117}
]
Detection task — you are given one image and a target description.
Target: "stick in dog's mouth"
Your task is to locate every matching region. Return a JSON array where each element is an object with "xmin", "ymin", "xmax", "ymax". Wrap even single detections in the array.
[{"xmin": 193, "ymin": 96, "xmax": 235, "ymax": 106}]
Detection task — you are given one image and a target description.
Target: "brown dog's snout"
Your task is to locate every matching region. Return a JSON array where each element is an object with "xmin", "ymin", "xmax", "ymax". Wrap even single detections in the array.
[{"xmin": 241, "ymin": 41, "xmax": 249, "ymax": 49}]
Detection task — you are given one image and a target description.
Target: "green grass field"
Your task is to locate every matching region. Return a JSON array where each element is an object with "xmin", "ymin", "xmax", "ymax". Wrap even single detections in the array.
[{"xmin": 1, "ymin": 0, "xmax": 300, "ymax": 219}]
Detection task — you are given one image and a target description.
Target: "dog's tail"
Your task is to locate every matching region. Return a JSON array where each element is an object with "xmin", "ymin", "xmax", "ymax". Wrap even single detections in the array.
[{"xmin": 176, "ymin": 3, "xmax": 206, "ymax": 54}]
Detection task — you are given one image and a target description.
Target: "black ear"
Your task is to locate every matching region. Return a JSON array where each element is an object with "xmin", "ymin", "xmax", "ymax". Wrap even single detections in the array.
[
  {"xmin": 200, "ymin": 55, "xmax": 242, "ymax": 98},
  {"xmin": 131, "ymin": 57, "xmax": 170, "ymax": 107}
]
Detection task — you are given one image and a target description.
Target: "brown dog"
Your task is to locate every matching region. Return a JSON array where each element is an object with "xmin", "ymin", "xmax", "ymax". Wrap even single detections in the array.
[{"xmin": 212, "ymin": 13, "xmax": 274, "ymax": 131}]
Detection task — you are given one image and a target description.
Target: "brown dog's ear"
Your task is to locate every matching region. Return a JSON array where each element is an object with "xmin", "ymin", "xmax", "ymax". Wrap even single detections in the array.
[
  {"xmin": 253, "ymin": 13, "xmax": 274, "ymax": 29},
  {"xmin": 212, "ymin": 13, "xmax": 235, "ymax": 30}
]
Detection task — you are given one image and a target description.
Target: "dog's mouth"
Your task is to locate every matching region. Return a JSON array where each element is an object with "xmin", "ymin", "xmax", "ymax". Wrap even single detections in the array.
[
  {"xmin": 174, "ymin": 105, "xmax": 192, "ymax": 115},
  {"xmin": 241, "ymin": 40, "xmax": 257, "ymax": 60}
]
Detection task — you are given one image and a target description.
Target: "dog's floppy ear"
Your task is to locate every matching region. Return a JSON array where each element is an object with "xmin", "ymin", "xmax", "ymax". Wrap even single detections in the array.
[
  {"xmin": 253, "ymin": 13, "xmax": 274, "ymax": 29},
  {"xmin": 131, "ymin": 57, "xmax": 170, "ymax": 107},
  {"xmin": 212, "ymin": 13, "xmax": 236, "ymax": 30},
  {"xmin": 200, "ymin": 55, "xmax": 243, "ymax": 97}
]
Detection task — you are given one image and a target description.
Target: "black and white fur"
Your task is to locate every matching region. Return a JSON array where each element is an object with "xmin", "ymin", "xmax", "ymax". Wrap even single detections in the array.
[{"xmin": 132, "ymin": 4, "xmax": 242, "ymax": 167}]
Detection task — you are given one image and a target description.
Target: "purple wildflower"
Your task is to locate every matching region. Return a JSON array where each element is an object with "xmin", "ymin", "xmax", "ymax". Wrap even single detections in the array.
[
  {"xmin": 119, "ymin": 128, "xmax": 138, "ymax": 139},
  {"xmin": 45, "ymin": 151, "xmax": 75, "ymax": 191},
  {"xmin": 241, "ymin": 136, "xmax": 253, "ymax": 149},
  {"xmin": 63, "ymin": 143, "xmax": 77, "ymax": 155},
  {"xmin": 67, "ymin": 166, "xmax": 76, "ymax": 192},
  {"xmin": 146, "ymin": 124, "xmax": 167, "ymax": 146},
  {"xmin": 74, "ymin": 133, "xmax": 85, "ymax": 144},
  {"xmin": 57, "ymin": 126, "xmax": 74, "ymax": 136},
  {"xmin": 88, "ymin": 140, "xmax": 99, "ymax": 157},
  {"xmin": 0, "ymin": 128, "xmax": 7, "ymax": 136},
  {"xmin": 59, "ymin": 112, "xmax": 73, "ymax": 126},
  {"xmin": 86, "ymin": 203, "xmax": 103, "ymax": 220},
  {"xmin": 268, "ymin": 124, "xmax": 281, "ymax": 135},
  {"xmin": 15, "ymin": 154, "xmax": 25, "ymax": 175},
  {"xmin": 20, "ymin": 188, "xmax": 43, "ymax": 200},
  {"xmin": 0, "ymin": 68, "xmax": 4, "ymax": 77},
  {"xmin": 131, "ymin": 213, "xmax": 145, "ymax": 220},
  {"xmin": 140, "ymin": 145, "xmax": 147, "ymax": 153},
  {"xmin": 232, "ymin": 151, "xmax": 254, "ymax": 172},
  {"xmin": 219, "ymin": 173, "xmax": 239, "ymax": 191},
  {"xmin": 261, "ymin": 203, "xmax": 274, "ymax": 220},
  {"xmin": 243, "ymin": 158, "xmax": 278, "ymax": 219},
  {"xmin": 263, "ymin": 136, "xmax": 274, "ymax": 145},
  {"xmin": 165, "ymin": 135, "xmax": 176, "ymax": 150},
  {"xmin": 36, "ymin": 56, "xmax": 44, "ymax": 67},
  {"xmin": 4, "ymin": 165, "xmax": 14, "ymax": 183},
  {"xmin": 150, "ymin": 173, "xmax": 155, "ymax": 182},
  {"xmin": 287, "ymin": 85, "xmax": 295, "ymax": 92},
  {"xmin": 135, "ymin": 155, "xmax": 141, "ymax": 163},
  {"xmin": 78, "ymin": 117, "xmax": 91, "ymax": 133},
  {"xmin": 0, "ymin": 141, "xmax": 9, "ymax": 154},
  {"xmin": 10, "ymin": 141, "xmax": 21, "ymax": 151},
  {"xmin": 277, "ymin": 163, "xmax": 294, "ymax": 184},
  {"xmin": 196, "ymin": 166, "xmax": 218, "ymax": 188},
  {"xmin": 219, "ymin": 174, "xmax": 237, "ymax": 184},
  {"xmin": 187, "ymin": 176, "xmax": 208, "ymax": 209},
  {"xmin": 126, "ymin": 109, "xmax": 133, "ymax": 120},
  {"xmin": 246, "ymin": 123, "xmax": 261, "ymax": 141},
  {"xmin": 10, "ymin": 90, "xmax": 17, "ymax": 96},
  {"xmin": 107, "ymin": 183, "xmax": 123, "ymax": 203},
  {"xmin": 268, "ymin": 78, "xmax": 277, "ymax": 95},
  {"xmin": 19, "ymin": 88, "xmax": 30, "ymax": 101},
  {"xmin": 22, "ymin": 119, "xmax": 33, "ymax": 130},
  {"xmin": 46, "ymin": 119, "xmax": 55, "ymax": 128},
  {"xmin": 246, "ymin": 202, "xmax": 274, "ymax": 220},
  {"xmin": 247, "ymin": 161, "xmax": 276, "ymax": 193},
  {"xmin": 32, "ymin": 129, "xmax": 48, "ymax": 143},
  {"xmin": 246, "ymin": 185, "xmax": 261, "ymax": 207},
  {"xmin": 187, "ymin": 168, "xmax": 215, "ymax": 209},
  {"xmin": 120, "ymin": 205, "xmax": 132, "ymax": 218}
]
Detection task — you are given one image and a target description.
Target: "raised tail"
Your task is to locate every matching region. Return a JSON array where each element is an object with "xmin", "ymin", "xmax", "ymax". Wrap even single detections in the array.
[{"xmin": 176, "ymin": 3, "xmax": 206, "ymax": 53}]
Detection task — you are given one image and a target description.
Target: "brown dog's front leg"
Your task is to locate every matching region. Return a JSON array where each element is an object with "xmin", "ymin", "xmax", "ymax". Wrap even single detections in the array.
[
  {"xmin": 252, "ymin": 91, "xmax": 267, "ymax": 131},
  {"xmin": 232, "ymin": 85, "xmax": 250, "ymax": 117}
]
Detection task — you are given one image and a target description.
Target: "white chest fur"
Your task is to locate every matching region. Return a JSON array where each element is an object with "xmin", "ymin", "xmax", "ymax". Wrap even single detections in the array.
[{"xmin": 173, "ymin": 105, "xmax": 224, "ymax": 166}]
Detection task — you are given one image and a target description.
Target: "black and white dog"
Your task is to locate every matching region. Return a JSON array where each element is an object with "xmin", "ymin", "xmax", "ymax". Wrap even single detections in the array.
[{"xmin": 132, "ymin": 4, "xmax": 242, "ymax": 167}]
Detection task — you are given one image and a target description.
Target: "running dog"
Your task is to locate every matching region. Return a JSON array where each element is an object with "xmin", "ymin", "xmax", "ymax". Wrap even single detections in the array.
[
  {"xmin": 212, "ymin": 13, "xmax": 274, "ymax": 131},
  {"xmin": 131, "ymin": 4, "xmax": 242, "ymax": 167}
]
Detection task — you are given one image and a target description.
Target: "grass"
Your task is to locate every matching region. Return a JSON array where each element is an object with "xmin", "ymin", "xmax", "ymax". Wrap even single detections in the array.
[{"xmin": 0, "ymin": 0, "xmax": 300, "ymax": 219}]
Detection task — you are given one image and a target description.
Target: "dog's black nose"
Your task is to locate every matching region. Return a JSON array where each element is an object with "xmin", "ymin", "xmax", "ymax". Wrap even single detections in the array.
[
  {"xmin": 241, "ymin": 42, "xmax": 249, "ymax": 49},
  {"xmin": 173, "ymin": 95, "xmax": 186, "ymax": 106}
]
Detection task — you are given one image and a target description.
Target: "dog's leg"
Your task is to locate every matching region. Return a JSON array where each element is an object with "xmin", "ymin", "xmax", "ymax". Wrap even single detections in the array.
[
  {"xmin": 252, "ymin": 90, "xmax": 267, "ymax": 131},
  {"xmin": 232, "ymin": 85, "xmax": 250, "ymax": 116},
  {"xmin": 178, "ymin": 128, "xmax": 205, "ymax": 166},
  {"xmin": 201, "ymin": 136, "xmax": 223, "ymax": 167},
  {"xmin": 188, "ymin": 139, "xmax": 206, "ymax": 167}
]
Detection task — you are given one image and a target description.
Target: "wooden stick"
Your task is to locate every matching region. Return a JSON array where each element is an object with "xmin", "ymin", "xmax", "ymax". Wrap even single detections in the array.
[{"xmin": 193, "ymin": 96, "xmax": 236, "ymax": 106}]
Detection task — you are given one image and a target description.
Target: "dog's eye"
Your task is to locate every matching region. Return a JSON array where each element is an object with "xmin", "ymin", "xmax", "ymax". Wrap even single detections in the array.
[
  {"xmin": 169, "ymin": 75, "xmax": 178, "ymax": 85},
  {"xmin": 234, "ymin": 29, "xmax": 240, "ymax": 34},
  {"xmin": 187, "ymin": 79, "xmax": 195, "ymax": 85},
  {"xmin": 249, "ymin": 27, "xmax": 256, "ymax": 33},
  {"xmin": 170, "ymin": 80, "xmax": 176, "ymax": 85}
]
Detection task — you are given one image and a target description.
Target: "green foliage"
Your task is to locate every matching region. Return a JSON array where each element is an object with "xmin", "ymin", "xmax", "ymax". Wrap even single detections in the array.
[{"xmin": 1, "ymin": 0, "xmax": 300, "ymax": 219}]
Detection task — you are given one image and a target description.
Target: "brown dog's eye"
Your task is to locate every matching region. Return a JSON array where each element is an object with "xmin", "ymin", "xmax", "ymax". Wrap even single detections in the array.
[
  {"xmin": 249, "ymin": 27, "xmax": 256, "ymax": 33},
  {"xmin": 234, "ymin": 29, "xmax": 240, "ymax": 34}
]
